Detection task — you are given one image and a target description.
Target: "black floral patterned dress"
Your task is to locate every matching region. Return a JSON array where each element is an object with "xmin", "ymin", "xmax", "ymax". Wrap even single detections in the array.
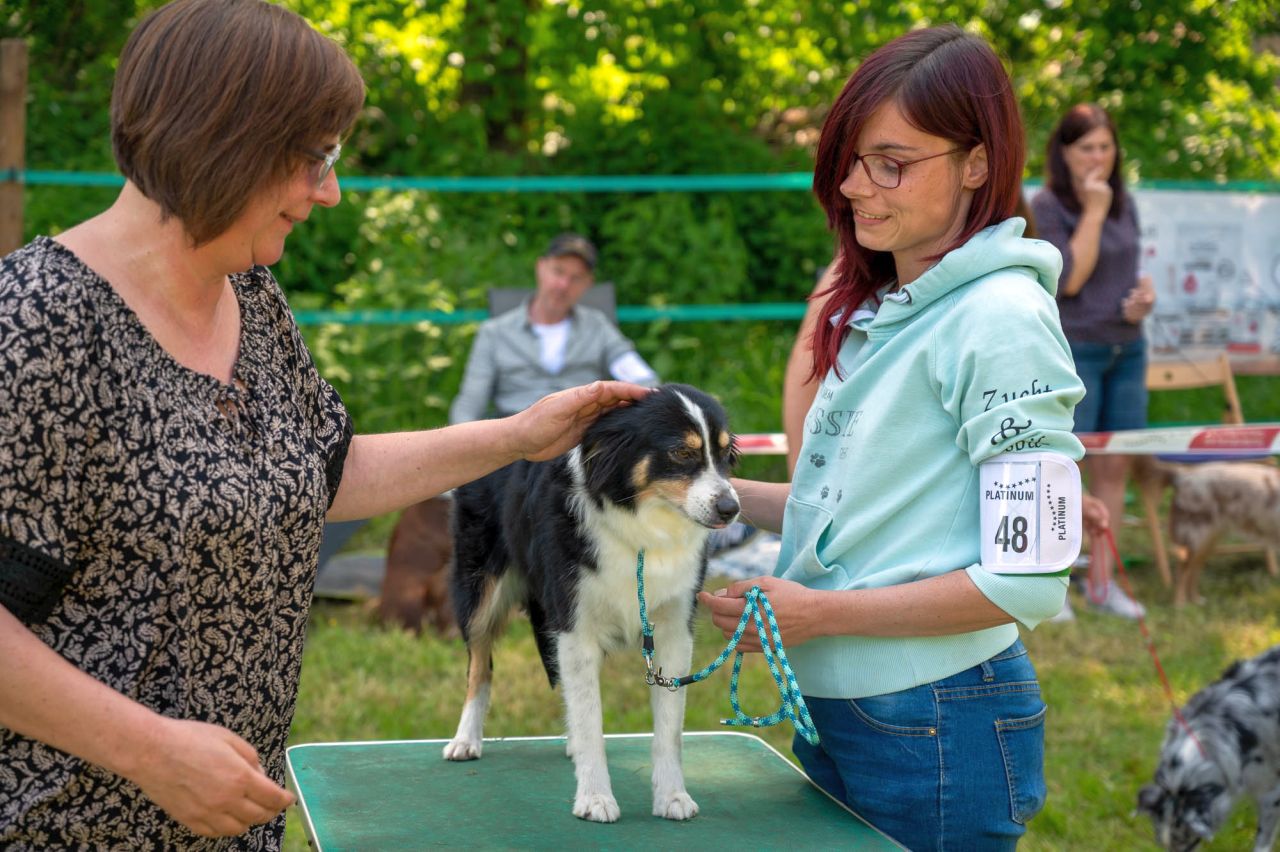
[{"xmin": 0, "ymin": 237, "xmax": 352, "ymax": 850}]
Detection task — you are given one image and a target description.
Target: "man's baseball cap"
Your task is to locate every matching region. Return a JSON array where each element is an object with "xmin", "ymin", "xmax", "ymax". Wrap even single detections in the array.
[{"xmin": 543, "ymin": 233, "xmax": 597, "ymax": 270}]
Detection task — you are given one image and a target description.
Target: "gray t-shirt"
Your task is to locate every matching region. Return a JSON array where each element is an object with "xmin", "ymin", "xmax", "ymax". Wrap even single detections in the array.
[{"xmin": 1030, "ymin": 188, "xmax": 1143, "ymax": 345}]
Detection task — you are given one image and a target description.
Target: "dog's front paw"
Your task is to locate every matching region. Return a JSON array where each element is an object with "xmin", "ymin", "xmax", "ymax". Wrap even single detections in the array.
[
  {"xmin": 653, "ymin": 790, "xmax": 699, "ymax": 820},
  {"xmin": 442, "ymin": 737, "xmax": 482, "ymax": 761},
  {"xmin": 573, "ymin": 792, "xmax": 621, "ymax": 823}
]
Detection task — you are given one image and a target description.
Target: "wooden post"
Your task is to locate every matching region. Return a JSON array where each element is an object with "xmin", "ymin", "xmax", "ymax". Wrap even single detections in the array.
[{"xmin": 0, "ymin": 39, "xmax": 28, "ymax": 256}]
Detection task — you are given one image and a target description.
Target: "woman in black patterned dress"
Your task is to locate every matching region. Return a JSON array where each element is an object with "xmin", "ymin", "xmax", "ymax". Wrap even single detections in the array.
[{"xmin": 0, "ymin": 2, "xmax": 648, "ymax": 848}]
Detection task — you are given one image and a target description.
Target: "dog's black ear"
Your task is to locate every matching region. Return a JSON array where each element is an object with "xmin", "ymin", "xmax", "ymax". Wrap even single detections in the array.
[
  {"xmin": 1136, "ymin": 784, "xmax": 1164, "ymax": 815},
  {"xmin": 580, "ymin": 416, "xmax": 642, "ymax": 501}
]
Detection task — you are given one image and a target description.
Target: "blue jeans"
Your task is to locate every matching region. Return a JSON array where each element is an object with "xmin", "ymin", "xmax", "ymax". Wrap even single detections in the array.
[
  {"xmin": 793, "ymin": 640, "xmax": 1046, "ymax": 851},
  {"xmin": 1069, "ymin": 339, "xmax": 1148, "ymax": 433}
]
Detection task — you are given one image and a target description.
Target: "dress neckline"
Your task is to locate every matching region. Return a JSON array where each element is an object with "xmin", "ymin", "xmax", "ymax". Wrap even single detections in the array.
[{"xmin": 38, "ymin": 235, "xmax": 251, "ymax": 393}]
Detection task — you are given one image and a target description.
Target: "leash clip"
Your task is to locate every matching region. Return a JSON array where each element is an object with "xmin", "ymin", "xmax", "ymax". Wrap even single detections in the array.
[
  {"xmin": 643, "ymin": 654, "xmax": 668, "ymax": 688},
  {"xmin": 645, "ymin": 664, "xmax": 683, "ymax": 691}
]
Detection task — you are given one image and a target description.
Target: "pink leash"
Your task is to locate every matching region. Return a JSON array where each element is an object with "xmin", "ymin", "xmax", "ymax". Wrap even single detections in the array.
[{"xmin": 1099, "ymin": 526, "xmax": 1208, "ymax": 759}]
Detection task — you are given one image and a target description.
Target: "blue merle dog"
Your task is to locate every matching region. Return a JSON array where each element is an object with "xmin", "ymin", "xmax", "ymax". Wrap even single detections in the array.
[{"xmin": 1138, "ymin": 645, "xmax": 1280, "ymax": 851}]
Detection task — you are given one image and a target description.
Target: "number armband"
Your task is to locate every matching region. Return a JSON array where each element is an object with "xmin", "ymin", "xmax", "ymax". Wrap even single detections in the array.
[{"xmin": 978, "ymin": 452, "xmax": 1082, "ymax": 575}]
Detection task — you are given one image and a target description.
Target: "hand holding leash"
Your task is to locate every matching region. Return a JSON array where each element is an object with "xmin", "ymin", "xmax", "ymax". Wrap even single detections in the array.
[
  {"xmin": 637, "ymin": 551, "xmax": 820, "ymax": 746},
  {"xmin": 699, "ymin": 576, "xmax": 824, "ymax": 652}
]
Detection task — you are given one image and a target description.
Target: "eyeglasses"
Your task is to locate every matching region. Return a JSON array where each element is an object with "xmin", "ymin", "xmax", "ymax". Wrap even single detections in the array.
[
  {"xmin": 301, "ymin": 143, "xmax": 342, "ymax": 187},
  {"xmin": 849, "ymin": 148, "xmax": 966, "ymax": 189}
]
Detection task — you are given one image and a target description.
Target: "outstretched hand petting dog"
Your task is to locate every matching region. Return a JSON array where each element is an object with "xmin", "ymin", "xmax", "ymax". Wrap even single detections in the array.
[
  {"xmin": 511, "ymin": 381, "xmax": 655, "ymax": 461},
  {"xmin": 328, "ymin": 381, "xmax": 654, "ymax": 522}
]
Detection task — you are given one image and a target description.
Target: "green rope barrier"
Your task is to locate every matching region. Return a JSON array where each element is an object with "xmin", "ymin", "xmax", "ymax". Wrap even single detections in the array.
[
  {"xmin": 291, "ymin": 303, "xmax": 808, "ymax": 326},
  {"xmin": 16, "ymin": 170, "xmax": 1280, "ymax": 194},
  {"xmin": 18, "ymin": 170, "xmax": 815, "ymax": 192}
]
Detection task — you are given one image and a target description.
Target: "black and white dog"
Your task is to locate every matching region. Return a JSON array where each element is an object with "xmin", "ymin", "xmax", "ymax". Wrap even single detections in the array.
[
  {"xmin": 442, "ymin": 384, "xmax": 740, "ymax": 823},
  {"xmin": 1138, "ymin": 645, "xmax": 1280, "ymax": 851}
]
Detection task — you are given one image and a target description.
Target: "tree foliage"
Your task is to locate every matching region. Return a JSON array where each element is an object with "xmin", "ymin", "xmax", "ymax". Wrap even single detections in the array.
[{"xmin": 4, "ymin": 0, "xmax": 1278, "ymax": 431}]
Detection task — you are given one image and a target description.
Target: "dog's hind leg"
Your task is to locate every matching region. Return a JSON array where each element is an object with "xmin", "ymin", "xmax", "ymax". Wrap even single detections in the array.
[
  {"xmin": 443, "ymin": 574, "xmax": 516, "ymax": 761},
  {"xmin": 1175, "ymin": 538, "xmax": 1216, "ymax": 607},
  {"xmin": 648, "ymin": 606, "xmax": 698, "ymax": 820},
  {"xmin": 1252, "ymin": 785, "xmax": 1280, "ymax": 852},
  {"xmin": 556, "ymin": 631, "xmax": 620, "ymax": 823},
  {"xmin": 443, "ymin": 639, "xmax": 493, "ymax": 760}
]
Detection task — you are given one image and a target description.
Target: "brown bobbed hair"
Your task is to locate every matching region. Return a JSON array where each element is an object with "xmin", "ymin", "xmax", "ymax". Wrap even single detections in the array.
[
  {"xmin": 111, "ymin": 0, "xmax": 366, "ymax": 245},
  {"xmin": 809, "ymin": 25, "xmax": 1024, "ymax": 380},
  {"xmin": 1045, "ymin": 103, "xmax": 1126, "ymax": 220}
]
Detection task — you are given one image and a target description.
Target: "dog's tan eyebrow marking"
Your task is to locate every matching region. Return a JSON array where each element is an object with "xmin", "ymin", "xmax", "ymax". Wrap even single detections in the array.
[
  {"xmin": 684, "ymin": 432, "xmax": 703, "ymax": 451},
  {"xmin": 718, "ymin": 431, "xmax": 730, "ymax": 449}
]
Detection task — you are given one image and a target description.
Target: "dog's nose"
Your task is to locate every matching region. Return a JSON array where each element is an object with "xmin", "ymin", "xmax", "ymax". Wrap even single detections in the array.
[{"xmin": 715, "ymin": 495, "xmax": 740, "ymax": 524}]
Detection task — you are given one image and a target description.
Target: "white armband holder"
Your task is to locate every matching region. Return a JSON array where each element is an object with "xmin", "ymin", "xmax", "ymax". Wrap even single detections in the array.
[{"xmin": 979, "ymin": 452, "xmax": 1082, "ymax": 574}]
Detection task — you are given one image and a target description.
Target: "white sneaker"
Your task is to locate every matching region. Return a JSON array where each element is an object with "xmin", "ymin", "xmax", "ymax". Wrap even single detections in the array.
[
  {"xmin": 1046, "ymin": 597, "xmax": 1076, "ymax": 623},
  {"xmin": 1086, "ymin": 581, "xmax": 1146, "ymax": 619}
]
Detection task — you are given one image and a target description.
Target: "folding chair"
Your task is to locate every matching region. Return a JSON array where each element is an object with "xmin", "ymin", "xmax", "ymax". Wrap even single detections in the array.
[{"xmin": 486, "ymin": 282, "xmax": 617, "ymax": 322}]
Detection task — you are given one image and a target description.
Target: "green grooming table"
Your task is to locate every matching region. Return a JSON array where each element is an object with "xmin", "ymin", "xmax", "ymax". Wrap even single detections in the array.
[{"xmin": 286, "ymin": 732, "xmax": 903, "ymax": 849}]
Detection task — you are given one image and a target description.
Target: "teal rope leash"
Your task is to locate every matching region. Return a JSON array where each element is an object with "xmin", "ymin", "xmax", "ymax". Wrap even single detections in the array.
[{"xmin": 636, "ymin": 548, "xmax": 820, "ymax": 746}]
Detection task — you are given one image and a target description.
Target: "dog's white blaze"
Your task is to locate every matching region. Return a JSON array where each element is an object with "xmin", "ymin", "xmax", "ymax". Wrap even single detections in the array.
[
  {"xmin": 674, "ymin": 390, "xmax": 711, "ymax": 448},
  {"xmin": 673, "ymin": 388, "xmax": 717, "ymax": 474},
  {"xmin": 672, "ymin": 390, "xmax": 739, "ymax": 528}
]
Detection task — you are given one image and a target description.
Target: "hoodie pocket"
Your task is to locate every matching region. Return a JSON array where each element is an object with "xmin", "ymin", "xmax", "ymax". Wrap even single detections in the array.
[{"xmin": 777, "ymin": 497, "xmax": 842, "ymax": 583}]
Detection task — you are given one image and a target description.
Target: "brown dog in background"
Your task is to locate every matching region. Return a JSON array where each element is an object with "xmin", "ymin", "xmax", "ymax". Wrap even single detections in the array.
[
  {"xmin": 1135, "ymin": 458, "xmax": 1280, "ymax": 606},
  {"xmin": 377, "ymin": 495, "xmax": 458, "ymax": 636}
]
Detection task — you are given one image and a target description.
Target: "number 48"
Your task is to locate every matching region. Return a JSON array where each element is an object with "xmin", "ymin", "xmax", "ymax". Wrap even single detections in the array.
[{"xmin": 995, "ymin": 515, "xmax": 1029, "ymax": 553}]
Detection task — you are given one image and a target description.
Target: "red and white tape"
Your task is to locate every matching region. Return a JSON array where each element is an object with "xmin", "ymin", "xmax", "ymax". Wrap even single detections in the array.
[
  {"xmin": 736, "ymin": 433, "xmax": 789, "ymax": 456},
  {"xmin": 1079, "ymin": 423, "xmax": 1280, "ymax": 456},
  {"xmin": 738, "ymin": 424, "xmax": 1280, "ymax": 457}
]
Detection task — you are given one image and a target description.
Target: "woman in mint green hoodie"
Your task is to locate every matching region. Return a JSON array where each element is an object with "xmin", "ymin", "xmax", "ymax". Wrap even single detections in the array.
[{"xmin": 700, "ymin": 25, "xmax": 1085, "ymax": 851}]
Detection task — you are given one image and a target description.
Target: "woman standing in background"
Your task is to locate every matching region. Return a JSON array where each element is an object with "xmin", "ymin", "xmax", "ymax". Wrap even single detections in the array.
[{"xmin": 1031, "ymin": 104, "xmax": 1155, "ymax": 620}]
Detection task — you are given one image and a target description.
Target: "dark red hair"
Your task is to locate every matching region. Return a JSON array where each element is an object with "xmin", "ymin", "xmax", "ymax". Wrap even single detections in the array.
[
  {"xmin": 809, "ymin": 25, "xmax": 1025, "ymax": 380},
  {"xmin": 1045, "ymin": 103, "xmax": 1126, "ymax": 220}
]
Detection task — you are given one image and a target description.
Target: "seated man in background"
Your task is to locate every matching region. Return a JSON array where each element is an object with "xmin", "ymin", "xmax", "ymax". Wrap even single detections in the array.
[{"xmin": 449, "ymin": 233, "xmax": 659, "ymax": 424}]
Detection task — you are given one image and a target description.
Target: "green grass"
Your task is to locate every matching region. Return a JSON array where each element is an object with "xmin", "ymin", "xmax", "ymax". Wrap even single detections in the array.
[{"xmin": 284, "ymin": 511, "xmax": 1280, "ymax": 850}]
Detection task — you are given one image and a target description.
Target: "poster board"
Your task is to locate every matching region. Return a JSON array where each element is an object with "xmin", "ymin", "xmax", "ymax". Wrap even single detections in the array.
[{"xmin": 1131, "ymin": 187, "xmax": 1280, "ymax": 364}]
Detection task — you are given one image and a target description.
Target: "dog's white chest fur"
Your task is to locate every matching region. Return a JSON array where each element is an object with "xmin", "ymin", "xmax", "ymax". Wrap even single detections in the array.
[{"xmin": 571, "ymin": 497, "xmax": 708, "ymax": 650}]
